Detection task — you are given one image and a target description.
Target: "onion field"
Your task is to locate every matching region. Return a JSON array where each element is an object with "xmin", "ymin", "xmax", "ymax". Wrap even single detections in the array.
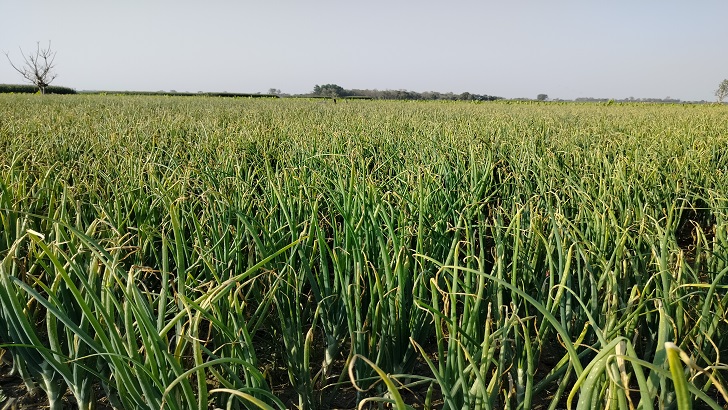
[{"xmin": 1, "ymin": 94, "xmax": 727, "ymax": 409}]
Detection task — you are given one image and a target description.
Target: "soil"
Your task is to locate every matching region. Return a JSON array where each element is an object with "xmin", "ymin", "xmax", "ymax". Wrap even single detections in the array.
[
  {"xmin": 0, "ymin": 353, "xmax": 114, "ymax": 410},
  {"xmin": 0, "ymin": 353, "xmax": 45, "ymax": 410}
]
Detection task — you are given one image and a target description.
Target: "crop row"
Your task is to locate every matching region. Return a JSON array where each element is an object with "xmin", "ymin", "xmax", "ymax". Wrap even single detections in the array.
[{"xmin": 1, "ymin": 95, "xmax": 727, "ymax": 409}]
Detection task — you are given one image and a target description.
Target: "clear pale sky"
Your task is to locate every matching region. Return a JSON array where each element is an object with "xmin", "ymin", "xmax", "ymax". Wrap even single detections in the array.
[{"xmin": 1, "ymin": 1, "xmax": 726, "ymax": 101}]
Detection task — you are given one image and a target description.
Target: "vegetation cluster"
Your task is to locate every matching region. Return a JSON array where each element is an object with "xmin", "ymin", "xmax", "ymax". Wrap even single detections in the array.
[
  {"xmin": 77, "ymin": 90, "xmax": 280, "ymax": 98},
  {"xmin": 0, "ymin": 96, "xmax": 727, "ymax": 409},
  {"xmin": 0, "ymin": 83, "xmax": 76, "ymax": 94},
  {"xmin": 311, "ymin": 83, "xmax": 503, "ymax": 101},
  {"xmin": 573, "ymin": 97, "xmax": 684, "ymax": 104}
]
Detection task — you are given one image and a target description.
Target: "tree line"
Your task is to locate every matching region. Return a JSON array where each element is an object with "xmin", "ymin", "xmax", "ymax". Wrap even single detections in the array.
[{"xmin": 311, "ymin": 84, "xmax": 503, "ymax": 101}]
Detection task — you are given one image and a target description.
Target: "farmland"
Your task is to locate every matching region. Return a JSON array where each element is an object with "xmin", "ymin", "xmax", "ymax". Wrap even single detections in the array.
[{"xmin": 1, "ymin": 94, "xmax": 727, "ymax": 409}]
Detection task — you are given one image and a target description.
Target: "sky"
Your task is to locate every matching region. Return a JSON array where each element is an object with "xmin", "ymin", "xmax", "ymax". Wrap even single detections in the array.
[{"xmin": 1, "ymin": 1, "xmax": 726, "ymax": 101}]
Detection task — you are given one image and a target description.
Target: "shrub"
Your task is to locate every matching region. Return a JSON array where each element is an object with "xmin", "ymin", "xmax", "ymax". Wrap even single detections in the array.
[{"xmin": 0, "ymin": 84, "xmax": 76, "ymax": 94}]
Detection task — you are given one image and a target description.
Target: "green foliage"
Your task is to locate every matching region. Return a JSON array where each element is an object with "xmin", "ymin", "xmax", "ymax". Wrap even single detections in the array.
[
  {"xmin": 312, "ymin": 83, "xmax": 346, "ymax": 97},
  {"xmin": 0, "ymin": 84, "xmax": 76, "ymax": 94},
  {"xmin": 311, "ymin": 84, "xmax": 502, "ymax": 100},
  {"xmin": 78, "ymin": 90, "xmax": 279, "ymax": 98},
  {"xmin": 0, "ymin": 95, "xmax": 727, "ymax": 409}
]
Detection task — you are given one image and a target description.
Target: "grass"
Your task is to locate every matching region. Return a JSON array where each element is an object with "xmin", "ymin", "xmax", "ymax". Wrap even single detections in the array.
[{"xmin": 0, "ymin": 94, "xmax": 727, "ymax": 409}]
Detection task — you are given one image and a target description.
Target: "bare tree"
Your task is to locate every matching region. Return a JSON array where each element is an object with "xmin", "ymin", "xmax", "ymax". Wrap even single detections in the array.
[
  {"xmin": 716, "ymin": 79, "xmax": 728, "ymax": 103},
  {"xmin": 3, "ymin": 41, "xmax": 58, "ymax": 94}
]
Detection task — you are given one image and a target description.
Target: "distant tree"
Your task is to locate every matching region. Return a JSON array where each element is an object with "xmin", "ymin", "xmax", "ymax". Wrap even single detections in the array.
[
  {"xmin": 268, "ymin": 88, "xmax": 282, "ymax": 95},
  {"xmin": 716, "ymin": 79, "xmax": 728, "ymax": 103},
  {"xmin": 313, "ymin": 84, "xmax": 346, "ymax": 98},
  {"xmin": 3, "ymin": 41, "xmax": 58, "ymax": 95},
  {"xmin": 306, "ymin": 84, "xmax": 502, "ymax": 101},
  {"xmin": 537, "ymin": 94, "xmax": 548, "ymax": 101}
]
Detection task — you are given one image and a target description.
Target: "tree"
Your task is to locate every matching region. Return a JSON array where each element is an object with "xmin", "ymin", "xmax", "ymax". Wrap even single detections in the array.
[
  {"xmin": 3, "ymin": 41, "xmax": 58, "ymax": 95},
  {"xmin": 716, "ymin": 79, "xmax": 728, "ymax": 103},
  {"xmin": 313, "ymin": 84, "xmax": 345, "ymax": 98},
  {"xmin": 537, "ymin": 94, "xmax": 548, "ymax": 101}
]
